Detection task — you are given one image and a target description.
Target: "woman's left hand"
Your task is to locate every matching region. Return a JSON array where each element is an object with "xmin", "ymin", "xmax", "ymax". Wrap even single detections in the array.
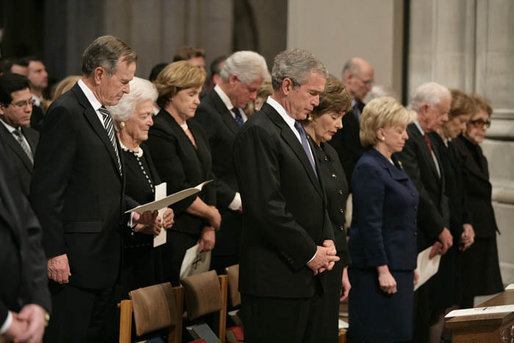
[
  {"xmin": 162, "ymin": 208, "xmax": 174, "ymax": 229},
  {"xmin": 198, "ymin": 226, "xmax": 216, "ymax": 252},
  {"xmin": 340, "ymin": 266, "xmax": 351, "ymax": 302}
]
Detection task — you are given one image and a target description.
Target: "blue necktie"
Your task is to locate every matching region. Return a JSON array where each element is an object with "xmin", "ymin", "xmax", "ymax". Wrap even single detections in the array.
[
  {"xmin": 294, "ymin": 121, "xmax": 317, "ymax": 177},
  {"xmin": 232, "ymin": 108, "xmax": 244, "ymax": 127}
]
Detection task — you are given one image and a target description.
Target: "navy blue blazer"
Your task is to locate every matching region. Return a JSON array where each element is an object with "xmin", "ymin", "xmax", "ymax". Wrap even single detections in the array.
[{"xmin": 349, "ymin": 148, "xmax": 419, "ymax": 270}]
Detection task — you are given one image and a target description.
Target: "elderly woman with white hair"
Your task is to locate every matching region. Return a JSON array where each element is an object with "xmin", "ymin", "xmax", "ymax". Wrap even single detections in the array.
[{"xmin": 108, "ymin": 76, "xmax": 174, "ymax": 296}]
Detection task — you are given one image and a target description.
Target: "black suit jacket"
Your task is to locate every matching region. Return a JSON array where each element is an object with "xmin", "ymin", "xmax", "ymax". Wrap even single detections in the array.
[
  {"xmin": 30, "ymin": 105, "xmax": 45, "ymax": 132},
  {"xmin": 0, "ymin": 124, "xmax": 38, "ymax": 197},
  {"xmin": 147, "ymin": 109, "xmax": 216, "ymax": 235},
  {"xmin": 0, "ymin": 139, "xmax": 50, "ymax": 325},
  {"xmin": 233, "ymin": 102, "xmax": 334, "ymax": 298},
  {"xmin": 328, "ymin": 106, "xmax": 364, "ymax": 184},
  {"xmin": 30, "ymin": 83, "xmax": 130, "ymax": 290},
  {"xmin": 395, "ymin": 123, "xmax": 449, "ymax": 250},
  {"xmin": 193, "ymin": 89, "xmax": 243, "ymax": 256}
]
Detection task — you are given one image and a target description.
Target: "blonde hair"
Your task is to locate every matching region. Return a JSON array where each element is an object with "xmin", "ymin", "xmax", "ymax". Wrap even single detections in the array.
[
  {"xmin": 154, "ymin": 61, "xmax": 205, "ymax": 108},
  {"xmin": 360, "ymin": 97, "xmax": 416, "ymax": 147},
  {"xmin": 51, "ymin": 75, "xmax": 81, "ymax": 101}
]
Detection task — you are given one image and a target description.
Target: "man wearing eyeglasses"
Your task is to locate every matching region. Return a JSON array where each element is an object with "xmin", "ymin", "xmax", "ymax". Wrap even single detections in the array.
[
  {"xmin": 329, "ymin": 57, "xmax": 374, "ymax": 183},
  {"xmin": 193, "ymin": 51, "xmax": 269, "ymax": 274},
  {"xmin": 0, "ymin": 73, "xmax": 38, "ymax": 197}
]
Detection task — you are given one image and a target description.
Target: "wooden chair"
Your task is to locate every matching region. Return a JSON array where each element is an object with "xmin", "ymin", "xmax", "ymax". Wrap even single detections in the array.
[
  {"xmin": 119, "ymin": 282, "xmax": 184, "ymax": 343},
  {"xmin": 181, "ymin": 270, "xmax": 228, "ymax": 343},
  {"xmin": 225, "ymin": 264, "xmax": 241, "ymax": 308}
]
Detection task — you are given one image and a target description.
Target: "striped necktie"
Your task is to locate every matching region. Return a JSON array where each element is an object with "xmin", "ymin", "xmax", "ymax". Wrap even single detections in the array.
[
  {"xmin": 98, "ymin": 106, "xmax": 122, "ymax": 175},
  {"xmin": 232, "ymin": 108, "xmax": 244, "ymax": 127},
  {"xmin": 12, "ymin": 129, "xmax": 33, "ymax": 164},
  {"xmin": 294, "ymin": 121, "xmax": 317, "ymax": 177}
]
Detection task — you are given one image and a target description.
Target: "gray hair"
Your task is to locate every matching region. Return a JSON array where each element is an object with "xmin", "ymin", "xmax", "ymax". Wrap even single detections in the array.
[
  {"xmin": 220, "ymin": 51, "xmax": 269, "ymax": 84},
  {"xmin": 409, "ymin": 82, "xmax": 451, "ymax": 113},
  {"xmin": 108, "ymin": 77, "xmax": 157, "ymax": 122},
  {"xmin": 81, "ymin": 35, "xmax": 137, "ymax": 76},
  {"xmin": 271, "ymin": 49, "xmax": 328, "ymax": 90},
  {"xmin": 341, "ymin": 58, "xmax": 362, "ymax": 79}
]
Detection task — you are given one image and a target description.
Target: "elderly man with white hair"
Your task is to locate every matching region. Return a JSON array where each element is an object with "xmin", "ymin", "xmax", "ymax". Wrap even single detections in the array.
[
  {"xmin": 193, "ymin": 50, "xmax": 269, "ymax": 273},
  {"xmin": 395, "ymin": 81, "xmax": 452, "ymax": 343}
]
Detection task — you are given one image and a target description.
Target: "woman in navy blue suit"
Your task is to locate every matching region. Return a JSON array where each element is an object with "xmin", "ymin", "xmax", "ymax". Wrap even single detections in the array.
[{"xmin": 348, "ymin": 97, "xmax": 419, "ymax": 342}]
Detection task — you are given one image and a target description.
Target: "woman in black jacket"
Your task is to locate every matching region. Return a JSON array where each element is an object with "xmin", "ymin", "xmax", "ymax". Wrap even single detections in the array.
[
  {"xmin": 453, "ymin": 94, "xmax": 503, "ymax": 308},
  {"xmin": 147, "ymin": 61, "xmax": 221, "ymax": 285}
]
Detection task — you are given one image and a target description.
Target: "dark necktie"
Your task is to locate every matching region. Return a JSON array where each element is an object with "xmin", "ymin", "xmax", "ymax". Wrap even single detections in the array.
[
  {"xmin": 353, "ymin": 102, "xmax": 362, "ymax": 120},
  {"xmin": 12, "ymin": 130, "xmax": 33, "ymax": 164},
  {"xmin": 98, "ymin": 107, "xmax": 122, "ymax": 175},
  {"xmin": 232, "ymin": 108, "xmax": 244, "ymax": 127},
  {"xmin": 294, "ymin": 121, "xmax": 317, "ymax": 177}
]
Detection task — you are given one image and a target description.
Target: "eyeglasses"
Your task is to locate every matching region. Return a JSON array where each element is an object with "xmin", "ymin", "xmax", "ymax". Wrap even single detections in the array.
[
  {"xmin": 11, "ymin": 99, "xmax": 36, "ymax": 108},
  {"xmin": 469, "ymin": 118, "xmax": 491, "ymax": 128}
]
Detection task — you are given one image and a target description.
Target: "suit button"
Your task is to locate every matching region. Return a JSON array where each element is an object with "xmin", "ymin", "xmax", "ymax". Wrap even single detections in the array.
[
  {"xmin": 340, "ymin": 209, "xmax": 344, "ymax": 215},
  {"xmin": 339, "ymin": 225, "xmax": 345, "ymax": 232},
  {"xmin": 338, "ymin": 189, "xmax": 343, "ymax": 195},
  {"xmin": 411, "ymin": 192, "xmax": 416, "ymax": 197},
  {"xmin": 332, "ymin": 173, "xmax": 337, "ymax": 179},
  {"xmin": 324, "ymin": 156, "xmax": 328, "ymax": 162}
]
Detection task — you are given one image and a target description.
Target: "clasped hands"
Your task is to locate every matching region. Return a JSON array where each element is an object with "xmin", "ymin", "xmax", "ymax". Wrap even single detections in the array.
[
  {"xmin": 306, "ymin": 240, "xmax": 339, "ymax": 275},
  {"xmin": 2, "ymin": 304, "xmax": 46, "ymax": 343}
]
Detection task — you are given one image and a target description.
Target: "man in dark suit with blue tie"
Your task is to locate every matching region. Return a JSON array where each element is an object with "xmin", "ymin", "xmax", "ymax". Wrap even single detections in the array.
[
  {"xmin": 234, "ymin": 49, "xmax": 339, "ymax": 342},
  {"xmin": 193, "ymin": 51, "xmax": 269, "ymax": 273},
  {"xmin": 30, "ymin": 36, "xmax": 156, "ymax": 342},
  {"xmin": 0, "ymin": 73, "xmax": 39, "ymax": 197}
]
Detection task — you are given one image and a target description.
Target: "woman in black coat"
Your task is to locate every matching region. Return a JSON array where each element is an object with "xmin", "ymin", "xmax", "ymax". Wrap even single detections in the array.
[
  {"xmin": 108, "ymin": 77, "xmax": 174, "ymax": 296},
  {"xmin": 302, "ymin": 76, "xmax": 352, "ymax": 343},
  {"xmin": 147, "ymin": 61, "xmax": 221, "ymax": 285},
  {"xmin": 453, "ymin": 95, "xmax": 503, "ymax": 308}
]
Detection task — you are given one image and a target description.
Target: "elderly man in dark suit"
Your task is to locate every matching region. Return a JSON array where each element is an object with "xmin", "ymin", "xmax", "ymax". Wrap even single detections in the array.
[
  {"xmin": 0, "ymin": 74, "xmax": 38, "ymax": 197},
  {"xmin": 395, "ymin": 81, "xmax": 452, "ymax": 342},
  {"xmin": 193, "ymin": 50, "xmax": 269, "ymax": 273},
  {"xmin": 30, "ymin": 35, "xmax": 156, "ymax": 342},
  {"xmin": 234, "ymin": 49, "xmax": 339, "ymax": 342},
  {"xmin": 0, "ymin": 138, "xmax": 50, "ymax": 343},
  {"xmin": 329, "ymin": 57, "xmax": 374, "ymax": 183}
]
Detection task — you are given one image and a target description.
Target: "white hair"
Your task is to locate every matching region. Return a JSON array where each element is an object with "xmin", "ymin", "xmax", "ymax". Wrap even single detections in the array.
[
  {"xmin": 108, "ymin": 77, "xmax": 158, "ymax": 122},
  {"xmin": 220, "ymin": 51, "xmax": 269, "ymax": 84},
  {"xmin": 409, "ymin": 82, "xmax": 451, "ymax": 113}
]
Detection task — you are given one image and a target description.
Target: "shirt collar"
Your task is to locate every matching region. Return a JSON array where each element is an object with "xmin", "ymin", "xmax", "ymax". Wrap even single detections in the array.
[
  {"xmin": 214, "ymin": 84, "xmax": 235, "ymax": 111},
  {"xmin": 413, "ymin": 119, "xmax": 425, "ymax": 136},
  {"xmin": 266, "ymin": 96, "xmax": 297, "ymax": 132},
  {"xmin": 78, "ymin": 79, "xmax": 103, "ymax": 111},
  {"xmin": 0, "ymin": 118, "xmax": 19, "ymax": 132}
]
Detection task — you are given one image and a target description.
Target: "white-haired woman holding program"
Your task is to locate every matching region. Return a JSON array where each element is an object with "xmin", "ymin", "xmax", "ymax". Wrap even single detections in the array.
[{"xmin": 108, "ymin": 76, "xmax": 174, "ymax": 296}]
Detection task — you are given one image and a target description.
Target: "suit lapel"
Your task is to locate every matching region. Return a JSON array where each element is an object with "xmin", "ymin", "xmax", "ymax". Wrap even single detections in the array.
[
  {"xmin": 72, "ymin": 85, "xmax": 122, "ymax": 178},
  {"xmin": 264, "ymin": 105, "xmax": 322, "ymax": 196},
  {"xmin": 0, "ymin": 146, "xmax": 22, "ymax": 240},
  {"xmin": 409, "ymin": 125, "xmax": 440, "ymax": 181},
  {"xmin": 0, "ymin": 125, "xmax": 33, "ymax": 172},
  {"xmin": 209, "ymin": 91, "xmax": 240, "ymax": 135}
]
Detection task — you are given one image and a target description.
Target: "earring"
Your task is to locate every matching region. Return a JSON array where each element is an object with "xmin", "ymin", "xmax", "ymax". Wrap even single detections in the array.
[
  {"xmin": 119, "ymin": 122, "xmax": 126, "ymax": 129},
  {"xmin": 307, "ymin": 115, "xmax": 313, "ymax": 122},
  {"xmin": 380, "ymin": 137, "xmax": 385, "ymax": 141}
]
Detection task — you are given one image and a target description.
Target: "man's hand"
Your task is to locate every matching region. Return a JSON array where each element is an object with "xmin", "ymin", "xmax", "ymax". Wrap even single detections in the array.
[
  {"xmin": 306, "ymin": 245, "xmax": 340, "ymax": 275},
  {"xmin": 207, "ymin": 206, "xmax": 222, "ymax": 230},
  {"xmin": 16, "ymin": 304, "xmax": 47, "ymax": 343},
  {"xmin": 340, "ymin": 266, "xmax": 351, "ymax": 302},
  {"xmin": 459, "ymin": 223, "xmax": 475, "ymax": 251},
  {"xmin": 2, "ymin": 313, "xmax": 29, "ymax": 342},
  {"xmin": 197, "ymin": 226, "xmax": 216, "ymax": 251},
  {"xmin": 377, "ymin": 265, "xmax": 397, "ymax": 294},
  {"xmin": 133, "ymin": 210, "xmax": 159, "ymax": 233},
  {"xmin": 413, "ymin": 269, "xmax": 419, "ymax": 287},
  {"xmin": 438, "ymin": 227, "xmax": 453, "ymax": 255},
  {"xmin": 47, "ymin": 254, "xmax": 71, "ymax": 284}
]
